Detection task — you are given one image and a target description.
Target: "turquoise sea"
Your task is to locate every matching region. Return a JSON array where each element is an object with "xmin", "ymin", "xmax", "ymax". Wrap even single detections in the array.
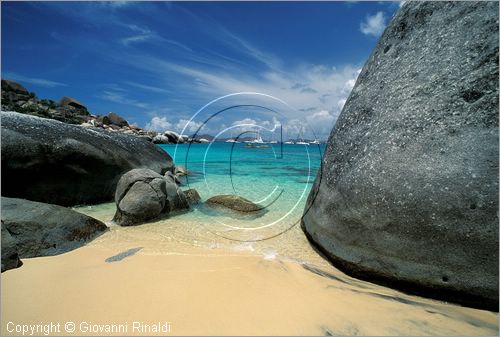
[
  {"xmin": 160, "ymin": 142, "xmax": 324, "ymax": 241},
  {"xmin": 76, "ymin": 141, "xmax": 330, "ymax": 267}
]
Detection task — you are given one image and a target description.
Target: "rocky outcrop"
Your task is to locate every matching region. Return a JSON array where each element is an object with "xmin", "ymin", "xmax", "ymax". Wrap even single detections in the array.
[
  {"xmin": 1, "ymin": 111, "xmax": 174, "ymax": 206},
  {"xmin": 85, "ymin": 115, "xmax": 154, "ymax": 138},
  {"xmin": 113, "ymin": 168, "xmax": 189, "ymax": 226},
  {"xmin": 1, "ymin": 80, "xmax": 91, "ymax": 124},
  {"xmin": 97, "ymin": 112, "xmax": 129, "ymax": 128},
  {"xmin": 152, "ymin": 134, "xmax": 170, "ymax": 144},
  {"xmin": 302, "ymin": 1, "xmax": 499, "ymax": 310},
  {"xmin": 164, "ymin": 131, "xmax": 182, "ymax": 143},
  {"xmin": 0, "ymin": 79, "xmax": 191, "ymax": 142},
  {"xmin": 206, "ymin": 195, "xmax": 264, "ymax": 213},
  {"xmin": 1, "ymin": 221, "xmax": 21, "ymax": 272},
  {"xmin": 107, "ymin": 112, "xmax": 129, "ymax": 127},
  {"xmin": 1, "ymin": 79, "xmax": 28, "ymax": 94},
  {"xmin": 59, "ymin": 96, "xmax": 87, "ymax": 111},
  {"xmin": 1, "ymin": 197, "xmax": 107, "ymax": 262}
]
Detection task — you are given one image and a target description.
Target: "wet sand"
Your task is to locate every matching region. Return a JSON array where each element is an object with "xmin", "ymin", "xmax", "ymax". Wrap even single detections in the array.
[{"xmin": 1, "ymin": 225, "xmax": 498, "ymax": 336}]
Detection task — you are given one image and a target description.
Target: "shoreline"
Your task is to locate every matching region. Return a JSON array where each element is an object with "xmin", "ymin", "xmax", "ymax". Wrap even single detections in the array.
[{"xmin": 2, "ymin": 221, "xmax": 498, "ymax": 336}]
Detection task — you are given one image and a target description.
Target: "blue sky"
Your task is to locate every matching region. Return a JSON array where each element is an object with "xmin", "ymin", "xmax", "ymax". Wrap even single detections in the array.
[{"xmin": 2, "ymin": 1, "xmax": 400, "ymax": 139}]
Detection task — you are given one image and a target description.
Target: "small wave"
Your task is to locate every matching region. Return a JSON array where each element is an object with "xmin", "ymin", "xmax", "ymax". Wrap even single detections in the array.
[
  {"xmin": 231, "ymin": 242, "xmax": 255, "ymax": 252},
  {"xmin": 263, "ymin": 250, "xmax": 278, "ymax": 260}
]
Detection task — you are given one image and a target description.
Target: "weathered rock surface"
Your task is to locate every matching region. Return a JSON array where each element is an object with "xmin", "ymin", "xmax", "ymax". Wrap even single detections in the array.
[
  {"xmin": 1, "ymin": 80, "xmax": 91, "ymax": 124},
  {"xmin": 206, "ymin": 195, "xmax": 264, "ymax": 213},
  {"xmin": 302, "ymin": 1, "xmax": 499, "ymax": 310},
  {"xmin": 152, "ymin": 134, "xmax": 170, "ymax": 144},
  {"xmin": 1, "ymin": 220, "xmax": 21, "ymax": 272},
  {"xmin": 174, "ymin": 166, "xmax": 188, "ymax": 176},
  {"xmin": 163, "ymin": 171, "xmax": 190, "ymax": 212},
  {"xmin": 1, "ymin": 111, "xmax": 174, "ymax": 206},
  {"xmin": 1, "ymin": 79, "xmax": 28, "ymax": 94},
  {"xmin": 184, "ymin": 189, "xmax": 201, "ymax": 205},
  {"xmin": 107, "ymin": 112, "xmax": 129, "ymax": 127},
  {"xmin": 1, "ymin": 197, "xmax": 107, "ymax": 261},
  {"xmin": 113, "ymin": 169, "xmax": 189, "ymax": 226},
  {"xmin": 165, "ymin": 170, "xmax": 182, "ymax": 185},
  {"xmin": 164, "ymin": 130, "xmax": 181, "ymax": 143},
  {"xmin": 59, "ymin": 96, "xmax": 87, "ymax": 111}
]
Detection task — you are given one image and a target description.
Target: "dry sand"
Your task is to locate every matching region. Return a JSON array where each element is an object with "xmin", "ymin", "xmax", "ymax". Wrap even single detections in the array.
[{"xmin": 1, "ymin": 227, "xmax": 498, "ymax": 336}]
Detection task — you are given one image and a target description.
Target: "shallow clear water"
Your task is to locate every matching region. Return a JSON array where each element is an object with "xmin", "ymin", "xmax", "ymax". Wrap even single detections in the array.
[
  {"xmin": 161, "ymin": 142, "xmax": 324, "ymax": 241},
  {"xmin": 77, "ymin": 142, "xmax": 330, "ymax": 267}
]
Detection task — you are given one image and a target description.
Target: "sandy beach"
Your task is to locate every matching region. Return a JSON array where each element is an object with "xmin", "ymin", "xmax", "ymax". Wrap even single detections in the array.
[
  {"xmin": 2, "ymin": 207, "xmax": 498, "ymax": 336},
  {"xmin": 1, "ymin": 2, "xmax": 498, "ymax": 336}
]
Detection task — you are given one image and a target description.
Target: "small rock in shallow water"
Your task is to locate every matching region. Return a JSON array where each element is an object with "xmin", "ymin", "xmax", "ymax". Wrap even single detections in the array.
[
  {"xmin": 205, "ymin": 195, "xmax": 264, "ymax": 213},
  {"xmin": 184, "ymin": 189, "xmax": 201, "ymax": 205}
]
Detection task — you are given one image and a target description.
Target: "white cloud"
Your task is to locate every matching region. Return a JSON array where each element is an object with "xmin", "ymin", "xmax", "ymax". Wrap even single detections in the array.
[
  {"xmin": 305, "ymin": 110, "xmax": 335, "ymax": 137},
  {"xmin": 337, "ymin": 98, "xmax": 347, "ymax": 110},
  {"xmin": 3, "ymin": 72, "xmax": 67, "ymax": 88},
  {"xmin": 231, "ymin": 118, "xmax": 258, "ymax": 134},
  {"xmin": 121, "ymin": 34, "xmax": 155, "ymax": 46},
  {"xmin": 104, "ymin": 1, "xmax": 129, "ymax": 8},
  {"xmin": 119, "ymin": 54, "xmax": 362, "ymax": 139},
  {"xmin": 344, "ymin": 78, "xmax": 357, "ymax": 91},
  {"xmin": 175, "ymin": 118, "xmax": 205, "ymax": 134},
  {"xmin": 97, "ymin": 90, "xmax": 149, "ymax": 109},
  {"xmin": 145, "ymin": 116, "xmax": 172, "ymax": 132},
  {"xmin": 125, "ymin": 81, "xmax": 170, "ymax": 94},
  {"xmin": 360, "ymin": 11, "xmax": 387, "ymax": 37},
  {"xmin": 232, "ymin": 118, "xmax": 258, "ymax": 127},
  {"xmin": 121, "ymin": 24, "xmax": 161, "ymax": 46}
]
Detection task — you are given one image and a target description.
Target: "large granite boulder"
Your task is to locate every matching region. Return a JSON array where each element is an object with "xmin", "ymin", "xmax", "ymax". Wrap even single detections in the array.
[
  {"xmin": 113, "ymin": 168, "xmax": 189, "ymax": 226},
  {"xmin": 302, "ymin": 1, "xmax": 498, "ymax": 310},
  {"xmin": 1, "ymin": 111, "xmax": 174, "ymax": 206},
  {"xmin": 163, "ymin": 172, "xmax": 190, "ymax": 211},
  {"xmin": 1, "ymin": 197, "xmax": 107, "ymax": 261}
]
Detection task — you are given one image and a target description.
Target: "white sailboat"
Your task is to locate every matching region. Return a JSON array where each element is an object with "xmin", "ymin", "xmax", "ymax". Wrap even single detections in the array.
[
  {"xmin": 250, "ymin": 130, "xmax": 265, "ymax": 144},
  {"xmin": 309, "ymin": 139, "xmax": 320, "ymax": 145},
  {"xmin": 226, "ymin": 130, "xmax": 240, "ymax": 143},
  {"xmin": 296, "ymin": 127, "xmax": 309, "ymax": 145}
]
